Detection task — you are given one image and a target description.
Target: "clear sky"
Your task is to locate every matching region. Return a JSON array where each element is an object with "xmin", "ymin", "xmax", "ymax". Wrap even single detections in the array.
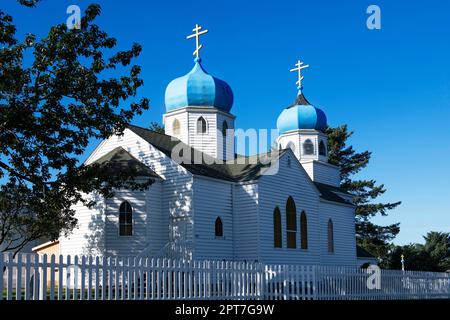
[{"xmin": 3, "ymin": 0, "xmax": 450, "ymax": 245}]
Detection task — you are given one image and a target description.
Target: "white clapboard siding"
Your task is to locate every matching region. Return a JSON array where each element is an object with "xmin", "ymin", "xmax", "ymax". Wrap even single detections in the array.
[
  {"xmin": 301, "ymin": 160, "xmax": 341, "ymax": 187},
  {"xmin": 258, "ymin": 152, "xmax": 321, "ymax": 265},
  {"xmin": 163, "ymin": 111, "xmax": 189, "ymax": 144},
  {"xmin": 192, "ymin": 176, "xmax": 233, "ymax": 260},
  {"xmin": 2, "ymin": 253, "xmax": 449, "ymax": 300},
  {"xmin": 61, "ymin": 128, "xmax": 194, "ymax": 257},
  {"xmin": 187, "ymin": 110, "xmax": 218, "ymax": 159},
  {"xmin": 233, "ymin": 183, "xmax": 260, "ymax": 261},
  {"xmin": 319, "ymin": 201, "xmax": 357, "ymax": 266},
  {"xmin": 59, "ymin": 193, "xmax": 106, "ymax": 256}
]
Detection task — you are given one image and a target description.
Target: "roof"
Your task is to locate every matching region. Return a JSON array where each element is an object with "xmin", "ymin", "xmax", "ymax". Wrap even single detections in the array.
[
  {"xmin": 92, "ymin": 147, "xmax": 162, "ymax": 179},
  {"xmin": 128, "ymin": 125, "xmax": 287, "ymax": 182},
  {"xmin": 356, "ymin": 245, "xmax": 376, "ymax": 258},
  {"xmin": 314, "ymin": 182, "xmax": 353, "ymax": 205},
  {"xmin": 32, "ymin": 240, "xmax": 59, "ymax": 252},
  {"xmin": 127, "ymin": 125, "xmax": 348, "ymax": 205}
]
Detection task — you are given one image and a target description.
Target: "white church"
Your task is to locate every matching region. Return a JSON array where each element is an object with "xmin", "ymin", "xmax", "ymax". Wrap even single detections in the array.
[{"xmin": 36, "ymin": 25, "xmax": 375, "ymax": 267}]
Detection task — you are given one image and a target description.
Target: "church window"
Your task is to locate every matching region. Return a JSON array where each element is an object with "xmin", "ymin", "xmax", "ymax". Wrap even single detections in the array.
[
  {"xmin": 328, "ymin": 219, "xmax": 334, "ymax": 253},
  {"xmin": 286, "ymin": 196, "xmax": 297, "ymax": 249},
  {"xmin": 273, "ymin": 207, "xmax": 282, "ymax": 248},
  {"xmin": 215, "ymin": 217, "xmax": 223, "ymax": 237},
  {"xmin": 222, "ymin": 121, "xmax": 228, "ymax": 136},
  {"xmin": 303, "ymin": 139, "xmax": 314, "ymax": 155},
  {"xmin": 319, "ymin": 140, "xmax": 327, "ymax": 156},
  {"xmin": 119, "ymin": 201, "xmax": 133, "ymax": 236},
  {"xmin": 173, "ymin": 119, "xmax": 180, "ymax": 135},
  {"xmin": 197, "ymin": 117, "xmax": 207, "ymax": 134},
  {"xmin": 300, "ymin": 211, "xmax": 308, "ymax": 249}
]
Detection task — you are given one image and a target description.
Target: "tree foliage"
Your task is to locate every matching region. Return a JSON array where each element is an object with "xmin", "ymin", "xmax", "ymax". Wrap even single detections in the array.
[
  {"xmin": 380, "ymin": 232, "xmax": 450, "ymax": 271},
  {"xmin": 0, "ymin": 2, "xmax": 150, "ymax": 253},
  {"xmin": 149, "ymin": 122, "xmax": 165, "ymax": 134},
  {"xmin": 327, "ymin": 125, "xmax": 401, "ymax": 257}
]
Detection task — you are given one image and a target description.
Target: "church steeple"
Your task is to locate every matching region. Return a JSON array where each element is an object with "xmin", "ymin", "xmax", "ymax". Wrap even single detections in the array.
[
  {"xmin": 162, "ymin": 24, "xmax": 235, "ymax": 161},
  {"xmin": 277, "ymin": 60, "xmax": 340, "ymax": 186}
]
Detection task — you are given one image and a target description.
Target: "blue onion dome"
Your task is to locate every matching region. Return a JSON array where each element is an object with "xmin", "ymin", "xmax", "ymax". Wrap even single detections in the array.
[
  {"xmin": 165, "ymin": 58, "xmax": 234, "ymax": 112},
  {"xmin": 277, "ymin": 92, "xmax": 327, "ymax": 134}
]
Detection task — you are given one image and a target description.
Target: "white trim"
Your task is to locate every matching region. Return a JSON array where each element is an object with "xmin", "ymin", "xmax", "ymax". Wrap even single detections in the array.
[
  {"xmin": 300, "ymin": 159, "xmax": 340, "ymax": 170},
  {"xmin": 164, "ymin": 106, "xmax": 236, "ymax": 119},
  {"xmin": 32, "ymin": 240, "xmax": 59, "ymax": 252}
]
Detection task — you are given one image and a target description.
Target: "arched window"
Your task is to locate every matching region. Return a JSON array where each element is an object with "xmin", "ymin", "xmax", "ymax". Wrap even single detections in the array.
[
  {"xmin": 197, "ymin": 116, "xmax": 207, "ymax": 134},
  {"xmin": 222, "ymin": 121, "xmax": 228, "ymax": 136},
  {"xmin": 319, "ymin": 140, "xmax": 327, "ymax": 156},
  {"xmin": 215, "ymin": 217, "xmax": 223, "ymax": 237},
  {"xmin": 119, "ymin": 201, "xmax": 133, "ymax": 236},
  {"xmin": 286, "ymin": 196, "xmax": 297, "ymax": 249},
  {"xmin": 173, "ymin": 119, "xmax": 180, "ymax": 135},
  {"xmin": 273, "ymin": 207, "xmax": 282, "ymax": 248},
  {"xmin": 327, "ymin": 219, "xmax": 334, "ymax": 253},
  {"xmin": 286, "ymin": 142, "xmax": 295, "ymax": 153},
  {"xmin": 303, "ymin": 139, "xmax": 314, "ymax": 155},
  {"xmin": 300, "ymin": 211, "xmax": 308, "ymax": 249}
]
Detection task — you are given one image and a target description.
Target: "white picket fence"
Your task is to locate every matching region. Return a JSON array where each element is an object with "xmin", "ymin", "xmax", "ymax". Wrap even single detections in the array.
[{"xmin": 1, "ymin": 253, "xmax": 449, "ymax": 300}]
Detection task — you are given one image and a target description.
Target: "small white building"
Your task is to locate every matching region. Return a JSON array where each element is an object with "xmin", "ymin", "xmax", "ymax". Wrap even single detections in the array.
[{"xmin": 56, "ymin": 54, "xmax": 372, "ymax": 266}]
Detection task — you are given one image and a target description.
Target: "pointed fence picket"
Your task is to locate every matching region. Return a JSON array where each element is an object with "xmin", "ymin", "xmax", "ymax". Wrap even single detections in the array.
[{"xmin": 1, "ymin": 253, "xmax": 449, "ymax": 300}]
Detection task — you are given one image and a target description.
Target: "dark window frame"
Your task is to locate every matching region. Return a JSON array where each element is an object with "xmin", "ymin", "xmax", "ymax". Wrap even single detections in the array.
[{"xmin": 119, "ymin": 201, "xmax": 133, "ymax": 236}]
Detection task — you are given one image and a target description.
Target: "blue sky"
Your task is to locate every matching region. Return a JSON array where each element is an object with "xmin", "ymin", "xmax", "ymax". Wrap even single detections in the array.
[{"xmin": 3, "ymin": 0, "xmax": 450, "ymax": 245}]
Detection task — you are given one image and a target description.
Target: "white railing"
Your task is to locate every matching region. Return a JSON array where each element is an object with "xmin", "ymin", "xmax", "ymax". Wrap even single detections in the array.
[{"xmin": 1, "ymin": 253, "xmax": 449, "ymax": 300}]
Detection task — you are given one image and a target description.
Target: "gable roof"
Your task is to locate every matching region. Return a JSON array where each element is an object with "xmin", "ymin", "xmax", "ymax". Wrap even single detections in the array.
[
  {"xmin": 314, "ymin": 182, "xmax": 353, "ymax": 206},
  {"xmin": 127, "ymin": 125, "xmax": 348, "ymax": 205},
  {"xmin": 91, "ymin": 146, "xmax": 162, "ymax": 179}
]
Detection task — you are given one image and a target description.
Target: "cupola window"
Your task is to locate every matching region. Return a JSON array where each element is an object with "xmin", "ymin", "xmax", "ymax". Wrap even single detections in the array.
[
  {"xmin": 319, "ymin": 140, "xmax": 327, "ymax": 156},
  {"xmin": 173, "ymin": 119, "xmax": 180, "ymax": 135},
  {"xmin": 197, "ymin": 117, "xmax": 207, "ymax": 134},
  {"xmin": 303, "ymin": 139, "xmax": 315, "ymax": 155}
]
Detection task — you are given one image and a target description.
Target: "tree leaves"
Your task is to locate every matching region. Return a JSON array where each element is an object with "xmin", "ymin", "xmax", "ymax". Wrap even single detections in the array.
[
  {"xmin": 0, "ymin": 4, "xmax": 150, "ymax": 253},
  {"xmin": 326, "ymin": 125, "xmax": 401, "ymax": 255}
]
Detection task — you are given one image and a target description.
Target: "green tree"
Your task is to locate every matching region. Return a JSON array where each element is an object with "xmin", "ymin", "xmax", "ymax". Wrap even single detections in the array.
[
  {"xmin": 380, "ymin": 232, "xmax": 449, "ymax": 271},
  {"xmin": 0, "ymin": 2, "xmax": 150, "ymax": 254},
  {"xmin": 149, "ymin": 122, "xmax": 165, "ymax": 134},
  {"xmin": 327, "ymin": 125, "xmax": 401, "ymax": 258}
]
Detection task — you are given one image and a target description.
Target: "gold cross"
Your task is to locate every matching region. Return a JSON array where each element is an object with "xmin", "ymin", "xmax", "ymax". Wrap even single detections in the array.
[
  {"xmin": 290, "ymin": 60, "xmax": 310, "ymax": 89},
  {"xmin": 186, "ymin": 24, "xmax": 209, "ymax": 59}
]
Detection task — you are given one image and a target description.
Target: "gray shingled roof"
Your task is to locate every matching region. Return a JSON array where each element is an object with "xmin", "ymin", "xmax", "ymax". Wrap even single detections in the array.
[
  {"xmin": 128, "ymin": 125, "xmax": 287, "ymax": 182},
  {"xmin": 92, "ymin": 146, "xmax": 161, "ymax": 179},
  {"xmin": 127, "ymin": 125, "xmax": 351, "ymax": 205},
  {"xmin": 314, "ymin": 182, "xmax": 353, "ymax": 205}
]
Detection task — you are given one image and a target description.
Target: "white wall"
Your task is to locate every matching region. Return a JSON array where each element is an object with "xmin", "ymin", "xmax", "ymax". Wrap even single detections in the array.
[
  {"xmin": 257, "ymin": 152, "xmax": 322, "ymax": 265},
  {"xmin": 192, "ymin": 176, "xmax": 233, "ymax": 260},
  {"xmin": 59, "ymin": 193, "xmax": 106, "ymax": 256},
  {"xmin": 103, "ymin": 182, "xmax": 165, "ymax": 256},
  {"xmin": 67, "ymin": 128, "xmax": 194, "ymax": 256},
  {"xmin": 301, "ymin": 161, "xmax": 341, "ymax": 187},
  {"xmin": 319, "ymin": 201, "xmax": 357, "ymax": 266},
  {"xmin": 233, "ymin": 182, "xmax": 260, "ymax": 261},
  {"xmin": 164, "ymin": 107, "xmax": 235, "ymax": 161}
]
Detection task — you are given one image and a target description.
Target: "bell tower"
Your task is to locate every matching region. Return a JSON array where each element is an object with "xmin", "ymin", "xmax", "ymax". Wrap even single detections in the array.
[
  {"xmin": 162, "ymin": 24, "xmax": 235, "ymax": 161},
  {"xmin": 277, "ymin": 60, "xmax": 340, "ymax": 187}
]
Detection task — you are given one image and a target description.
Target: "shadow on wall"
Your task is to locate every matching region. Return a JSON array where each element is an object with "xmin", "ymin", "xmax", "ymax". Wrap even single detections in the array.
[
  {"xmin": 84, "ymin": 192, "xmax": 106, "ymax": 256},
  {"xmin": 136, "ymin": 141, "xmax": 194, "ymax": 254}
]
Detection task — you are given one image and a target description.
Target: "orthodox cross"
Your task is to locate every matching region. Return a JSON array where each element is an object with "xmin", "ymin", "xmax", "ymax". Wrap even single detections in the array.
[
  {"xmin": 186, "ymin": 24, "xmax": 209, "ymax": 59},
  {"xmin": 290, "ymin": 59, "xmax": 310, "ymax": 89}
]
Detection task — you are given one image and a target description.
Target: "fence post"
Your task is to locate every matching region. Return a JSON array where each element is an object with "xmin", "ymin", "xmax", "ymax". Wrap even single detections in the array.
[{"xmin": 0, "ymin": 253, "xmax": 3, "ymax": 300}]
